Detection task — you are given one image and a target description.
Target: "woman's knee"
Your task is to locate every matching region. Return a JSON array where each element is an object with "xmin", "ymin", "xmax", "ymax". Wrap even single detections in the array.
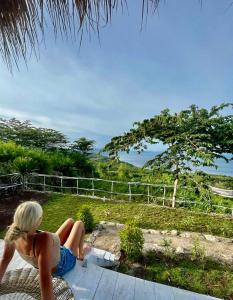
[
  {"xmin": 74, "ymin": 220, "xmax": 84, "ymax": 230},
  {"xmin": 65, "ymin": 218, "xmax": 75, "ymax": 227}
]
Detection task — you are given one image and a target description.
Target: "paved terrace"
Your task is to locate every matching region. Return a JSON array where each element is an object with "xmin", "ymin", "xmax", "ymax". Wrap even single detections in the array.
[{"xmin": 0, "ymin": 240, "xmax": 220, "ymax": 300}]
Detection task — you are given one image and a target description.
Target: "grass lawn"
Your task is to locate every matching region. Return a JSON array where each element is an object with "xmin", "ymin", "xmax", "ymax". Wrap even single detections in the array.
[
  {"xmin": 0, "ymin": 192, "xmax": 232, "ymax": 239},
  {"xmin": 38, "ymin": 193, "xmax": 233, "ymax": 238},
  {"xmin": 119, "ymin": 252, "xmax": 233, "ymax": 299},
  {"xmin": 0, "ymin": 192, "xmax": 232, "ymax": 298},
  {"xmin": 39, "ymin": 193, "xmax": 232, "ymax": 299}
]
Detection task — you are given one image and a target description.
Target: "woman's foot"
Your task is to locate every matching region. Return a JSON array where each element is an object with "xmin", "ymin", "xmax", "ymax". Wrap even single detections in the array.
[{"xmin": 78, "ymin": 244, "xmax": 92, "ymax": 260}]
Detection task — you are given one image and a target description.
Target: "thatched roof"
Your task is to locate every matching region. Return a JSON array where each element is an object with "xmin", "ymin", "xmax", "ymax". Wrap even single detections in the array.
[{"xmin": 0, "ymin": 0, "xmax": 160, "ymax": 69}]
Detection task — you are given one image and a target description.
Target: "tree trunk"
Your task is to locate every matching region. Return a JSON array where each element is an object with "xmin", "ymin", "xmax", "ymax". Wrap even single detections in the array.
[{"xmin": 172, "ymin": 177, "xmax": 178, "ymax": 208}]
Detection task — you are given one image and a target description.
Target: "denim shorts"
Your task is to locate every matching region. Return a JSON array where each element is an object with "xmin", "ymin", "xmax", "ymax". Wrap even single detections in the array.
[{"xmin": 53, "ymin": 246, "xmax": 76, "ymax": 277}]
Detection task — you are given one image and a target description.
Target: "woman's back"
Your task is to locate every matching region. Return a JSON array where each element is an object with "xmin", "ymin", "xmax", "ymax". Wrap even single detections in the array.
[{"xmin": 15, "ymin": 231, "xmax": 60, "ymax": 269}]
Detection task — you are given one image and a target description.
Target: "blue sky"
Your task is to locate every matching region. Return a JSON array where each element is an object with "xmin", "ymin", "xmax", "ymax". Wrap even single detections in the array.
[{"xmin": 0, "ymin": 0, "xmax": 233, "ymax": 150}]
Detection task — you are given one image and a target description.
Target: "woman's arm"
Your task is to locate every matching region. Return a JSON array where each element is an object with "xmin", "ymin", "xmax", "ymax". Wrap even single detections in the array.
[
  {"xmin": 0, "ymin": 242, "xmax": 15, "ymax": 282},
  {"xmin": 36, "ymin": 233, "xmax": 55, "ymax": 300}
]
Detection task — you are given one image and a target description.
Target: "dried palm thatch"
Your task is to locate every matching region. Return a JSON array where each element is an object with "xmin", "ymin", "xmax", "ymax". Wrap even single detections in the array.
[
  {"xmin": 0, "ymin": 0, "xmax": 160, "ymax": 69},
  {"xmin": 0, "ymin": 267, "xmax": 74, "ymax": 299}
]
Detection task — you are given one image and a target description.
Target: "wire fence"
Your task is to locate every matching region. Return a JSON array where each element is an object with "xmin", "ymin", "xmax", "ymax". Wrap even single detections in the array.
[
  {"xmin": 25, "ymin": 173, "xmax": 233, "ymax": 216},
  {"xmin": 0, "ymin": 173, "xmax": 22, "ymax": 196}
]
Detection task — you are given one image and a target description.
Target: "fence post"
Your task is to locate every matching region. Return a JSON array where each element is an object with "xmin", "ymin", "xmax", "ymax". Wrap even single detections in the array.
[
  {"xmin": 43, "ymin": 176, "xmax": 46, "ymax": 192},
  {"xmin": 111, "ymin": 181, "xmax": 114, "ymax": 200},
  {"xmin": 128, "ymin": 183, "xmax": 131, "ymax": 201},
  {"xmin": 147, "ymin": 185, "xmax": 150, "ymax": 204},
  {"xmin": 92, "ymin": 179, "xmax": 94, "ymax": 197},
  {"xmin": 163, "ymin": 186, "xmax": 166, "ymax": 206},
  {"xmin": 77, "ymin": 179, "xmax": 79, "ymax": 195},
  {"xmin": 60, "ymin": 177, "xmax": 63, "ymax": 193},
  {"xmin": 25, "ymin": 175, "xmax": 28, "ymax": 190}
]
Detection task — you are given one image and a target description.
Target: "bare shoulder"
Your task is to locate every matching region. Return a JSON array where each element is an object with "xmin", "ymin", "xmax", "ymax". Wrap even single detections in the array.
[
  {"xmin": 36, "ymin": 231, "xmax": 53, "ymax": 243},
  {"xmin": 4, "ymin": 241, "xmax": 15, "ymax": 250},
  {"xmin": 4, "ymin": 241, "xmax": 15, "ymax": 253},
  {"xmin": 35, "ymin": 232, "xmax": 53, "ymax": 255},
  {"xmin": 35, "ymin": 232, "xmax": 54, "ymax": 273},
  {"xmin": 2, "ymin": 241, "xmax": 15, "ymax": 261}
]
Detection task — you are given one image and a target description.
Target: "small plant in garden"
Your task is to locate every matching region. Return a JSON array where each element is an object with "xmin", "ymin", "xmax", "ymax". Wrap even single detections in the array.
[
  {"xmin": 191, "ymin": 238, "xmax": 206, "ymax": 263},
  {"xmin": 119, "ymin": 220, "xmax": 144, "ymax": 261},
  {"xmin": 160, "ymin": 238, "xmax": 175, "ymax": 259},
  {"xmin": 76, "ymin": 205, "xmax": 94, "ymax": 232}
]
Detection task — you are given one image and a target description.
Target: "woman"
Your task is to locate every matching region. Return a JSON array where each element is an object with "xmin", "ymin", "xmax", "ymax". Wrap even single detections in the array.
[{"xmin": 0, "ymin": 201, "xmax": 89, "ymax": 300}]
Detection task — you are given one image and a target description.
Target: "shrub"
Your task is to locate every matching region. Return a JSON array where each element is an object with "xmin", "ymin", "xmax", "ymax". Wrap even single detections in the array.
[
  {"xmin": 50, "ymin": 152, "xmax": 74, "ymax": 176},
  {"xmin": 13, "ymin": 156, "xmax": 34, "ymax": 176},
  {"xmin": 160, "ymin": 238, "xmax": 175, "ymax": 259},
  {"xmin": 76, "ymin": 205, "xmax": 94, "ymax": 232},
  {"xmin": 117, "ymin": 163, "xmax": 131, "ymax": 180},
  {"xmin": 0, "ymin": 141, "xmax": 24, "ymax": 162},
  {"xmin": 28, "ymin": 150, "xmax": 52, "ymax": 174},
  {"xmin": 191, "ymin": 238, "xmax": 206, "ymax": 263},
  {"xmin": 119, "ymin": 220, "xmax": 144, "ymax": 261}
]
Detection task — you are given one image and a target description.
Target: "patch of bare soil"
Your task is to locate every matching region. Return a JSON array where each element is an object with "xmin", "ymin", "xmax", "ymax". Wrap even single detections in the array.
[
  {"xmin": 89, "ymin": 221, "xmax": 233, "ymax": 265},
  {"xmin": 0, "ymin": 191, "xmax": 49, "ymax": 230}
]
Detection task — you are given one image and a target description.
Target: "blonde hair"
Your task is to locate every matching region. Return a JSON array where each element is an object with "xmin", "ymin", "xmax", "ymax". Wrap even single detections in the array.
[{"xmin": 5, "ymin": 201, "xmax": 43, "ymax": 243}]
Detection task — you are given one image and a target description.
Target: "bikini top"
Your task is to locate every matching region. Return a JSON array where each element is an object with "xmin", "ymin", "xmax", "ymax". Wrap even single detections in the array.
[{"xmin": 17, "ymin": 231, "xmax": 60, "ymax": 269}]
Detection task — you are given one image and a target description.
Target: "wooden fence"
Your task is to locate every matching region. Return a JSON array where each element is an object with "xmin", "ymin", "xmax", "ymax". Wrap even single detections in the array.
[
  {"xmin": 210, "ymin": 186, "xmax": 233, "ymax": 198},
  {"xmin": 0, "ymin": 173, "xmax": 22, "ymax": 196},
  {"xmin": 26, "ymin": 173, "xmax": 174, "ymax": 204},
  {"xmin": 0, "ymin": 173, "xmax": 232, "ymax": 215},
  {"xmin": 25, "ymin": 173, "xmax": 233, "ymax": 215}
]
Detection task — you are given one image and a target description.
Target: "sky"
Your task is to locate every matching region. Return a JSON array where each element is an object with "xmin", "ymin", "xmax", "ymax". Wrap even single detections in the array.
[{"xmin": 0, "ymin": 0, "xmax": 233, "ymax": 151}]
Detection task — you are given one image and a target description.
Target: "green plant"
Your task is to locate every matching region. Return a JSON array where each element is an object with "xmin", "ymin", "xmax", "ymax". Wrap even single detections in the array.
[
  {"xmin": 71, "ymin": 137, "xmax": 95, "ymax": 156},
  {"xmin": 33, "ymin": 194, "xmax": 233, "ymax": 240},
  {"xmin": 191, "ymin": 239, "xmax": 206, "ymax": 263},
  {"xmin": 76, "ymin": 205, "xmax": 94, "ymax": 233},
  {"xmin": 117, "ymin": 163, "xmax": 132, "ymax": 180},
  {"xmin": 13, "ymin": 156, "xmax": 34, "ymax": 175},
  {"xmin": 119, "ymin": 220, "xmax": 144, "ymax": 261},
  {"xmin": 160, "ymin": 237, "xmax": 175, "ymax": 259},
  {"xmin": 104, "ymin": 103, "xmax": 233, "ymax": 208}
]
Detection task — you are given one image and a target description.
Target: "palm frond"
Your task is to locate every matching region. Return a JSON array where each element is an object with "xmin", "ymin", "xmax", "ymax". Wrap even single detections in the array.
[{"xmin": 0, "ymin": 0, "xmax": 160, "ymax": 69}]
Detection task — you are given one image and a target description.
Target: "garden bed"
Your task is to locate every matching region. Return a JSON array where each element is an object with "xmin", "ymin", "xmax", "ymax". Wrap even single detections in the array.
[{"xmin": 89, "ymin": 221, "xmax": 233, "ymax": 265}]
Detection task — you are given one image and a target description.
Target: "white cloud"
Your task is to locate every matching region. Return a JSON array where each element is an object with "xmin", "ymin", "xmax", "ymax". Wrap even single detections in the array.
[
  {"xmin": 0, "ymin": 107, "xmax": 50, "ymax": 126},
  {"xmin": 0, "ymin": 0, "xmax": 232, "ymax": 150},
  {"xmin": 0, "ymin": 56, "xmax": 174, "ymax": 141}
]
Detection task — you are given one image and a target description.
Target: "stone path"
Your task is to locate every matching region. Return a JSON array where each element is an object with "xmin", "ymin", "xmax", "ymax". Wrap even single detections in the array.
[{"xmin": 89, "ymin": 221, "xmax": 233, "ymax": 264}]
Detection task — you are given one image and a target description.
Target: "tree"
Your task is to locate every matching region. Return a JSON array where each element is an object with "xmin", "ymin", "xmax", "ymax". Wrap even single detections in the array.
[
  {"xmin": 0, "ymin": 118, "xmax": 68, "ymax": 150},
  {"xmin": 0, "ymin": 140, "xmax": 96, "ymax": 177},
  {"xmin": 104, "ymin": 103, "xmax": 233, "ymax": 208},
  {"xmin": 69, "ymin": 151, "xmax": 96, "ymax": 177},
  {"xmin": 71, "ymin": 137, "xmax": 95, "ymax": 156},
  {"xmin": 117, "ymin": 163, "xmax": 132, "ymax": 181},
  {"xmin": 13, "ymin": 156, "xmax": 34, "ymax": 189}
]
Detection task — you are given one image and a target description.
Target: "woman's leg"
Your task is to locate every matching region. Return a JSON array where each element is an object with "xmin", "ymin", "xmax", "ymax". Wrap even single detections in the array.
[
  {"xmin": 56, "ymin": 218, "xmax": 74, "ymax": 245},
  {"xmin": 63, "ymin": 220, "xmax": 86, "ymax": 259}
]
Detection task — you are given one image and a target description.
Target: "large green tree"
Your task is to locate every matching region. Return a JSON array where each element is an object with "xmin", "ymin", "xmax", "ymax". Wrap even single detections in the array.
[
  {"xmin": 71, "ymin": 137, "xmax": 96, "ymax": 156},
  {"xmin": 0, "ymin": 118, "xmax": 68, "ymax": 150},
  {"xmin": 104, "ymin": 103, "xmax": 233, "ymax": 207}
]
